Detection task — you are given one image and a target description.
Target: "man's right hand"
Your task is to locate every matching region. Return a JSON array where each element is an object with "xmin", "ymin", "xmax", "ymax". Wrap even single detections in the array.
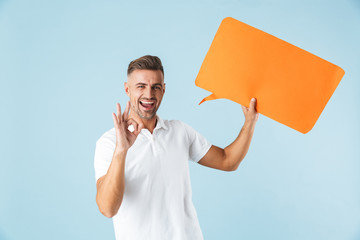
[
  {"xmin": 112, "ymin": 101, "xmax": 143, "ymax": 152},
  {"xmin": 97, "ymin": 102, "xmax": 140, "ymax": 218}
]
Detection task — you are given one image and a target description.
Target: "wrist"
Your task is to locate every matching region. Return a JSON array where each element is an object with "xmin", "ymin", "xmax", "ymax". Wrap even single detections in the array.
[
  {"xmin": 114, "ymin": 148, "xmax": 128, "ymax": 156},
  {"xmin": 243, "ymin": 120, "xmax": 256, "ymax": 131}
]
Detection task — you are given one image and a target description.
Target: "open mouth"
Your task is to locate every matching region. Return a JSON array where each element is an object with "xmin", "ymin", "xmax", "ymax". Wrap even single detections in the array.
[{"xmin": 139, "ymin": 100, "xmax": 155, "ymax": 111}]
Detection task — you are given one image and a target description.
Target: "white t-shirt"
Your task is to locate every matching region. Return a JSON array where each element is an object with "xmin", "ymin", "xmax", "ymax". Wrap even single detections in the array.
[{"xmin": 94, "ymin": 115, "xmax": 212, "ymax": 240}]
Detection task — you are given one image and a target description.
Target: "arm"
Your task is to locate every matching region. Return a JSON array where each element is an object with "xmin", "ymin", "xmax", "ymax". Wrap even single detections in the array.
[
  {"xmin": 96, "ymin": 102, "xmax": 142, "ymax": 218},
  {"xmin": 198, "ymin": 98, "xmax": 259, "ymax": 171},
  {"xmin": 96, "ymin": 150, "xmax": 127, "ymax": 218}
]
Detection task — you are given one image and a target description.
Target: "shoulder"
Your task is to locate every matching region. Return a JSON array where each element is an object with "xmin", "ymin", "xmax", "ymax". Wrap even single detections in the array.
[
  {"xmin": 96, "ymin": 127, "xmax": 116, "ymax": 147},
  {"xmin": 162, "ymin": 119, "xmax": 198, "ymax": 141},
  {"xmin": 161, "ymin": 119, "xmax": 188, "ymax": 131}
]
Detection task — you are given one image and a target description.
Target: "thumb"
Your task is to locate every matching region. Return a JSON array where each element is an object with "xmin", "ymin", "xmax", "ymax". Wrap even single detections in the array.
[{"xmin": 249, "ymin": 98, "xmax": 257, "ymax": 111}]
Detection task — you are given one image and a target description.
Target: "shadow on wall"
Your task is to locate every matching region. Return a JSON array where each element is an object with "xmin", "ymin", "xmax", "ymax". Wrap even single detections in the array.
[
  {"xmin": 0, "ymin": 230, "xmax": 9, "ymax": 240},
  {"xmin": 350, "ymin": 0, "xmax": 360, "ymax": 11}
]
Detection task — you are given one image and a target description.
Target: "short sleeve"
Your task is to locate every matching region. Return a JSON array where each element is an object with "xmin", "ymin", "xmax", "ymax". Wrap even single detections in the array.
[
  {"xmin": 94, "ymin": 131, "xmax": 116, "ymax": 182},
  {"xmin": 181, "ymin": 122, "xmax": 212, "ymax": 163}
]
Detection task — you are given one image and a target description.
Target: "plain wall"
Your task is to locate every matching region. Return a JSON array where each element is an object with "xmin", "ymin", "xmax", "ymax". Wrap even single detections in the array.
[{"xmin": 0, "ymin": 0, "xmax": 359, "ymax": 239}]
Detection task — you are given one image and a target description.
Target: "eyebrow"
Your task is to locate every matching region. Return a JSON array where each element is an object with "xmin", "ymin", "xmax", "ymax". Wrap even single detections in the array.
[{"xmin": 135, "ymin": 83, "xmax": 163, "ymax": 87}]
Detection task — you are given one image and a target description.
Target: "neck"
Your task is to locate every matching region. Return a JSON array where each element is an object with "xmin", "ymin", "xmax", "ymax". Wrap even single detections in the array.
[{"xmin": 129, "ymin": 112, "xmax": 157, "ymax": 134}]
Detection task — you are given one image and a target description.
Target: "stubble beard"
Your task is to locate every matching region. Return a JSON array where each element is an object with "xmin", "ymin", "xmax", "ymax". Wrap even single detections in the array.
[{"xmin": 131, "ymin": 101, "xmax": 158, "ymax": 120}]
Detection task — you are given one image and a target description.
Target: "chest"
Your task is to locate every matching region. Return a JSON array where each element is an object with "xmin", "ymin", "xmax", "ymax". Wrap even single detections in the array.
[{"xmin": 124, "ymin": 129, "xmax": 190, "ymax": 184}]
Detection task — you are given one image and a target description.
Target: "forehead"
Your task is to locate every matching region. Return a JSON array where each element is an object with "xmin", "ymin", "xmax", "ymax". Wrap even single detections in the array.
[{"xmin": 128, "ymin": 69, "xmax": 164, "ymax": 84}]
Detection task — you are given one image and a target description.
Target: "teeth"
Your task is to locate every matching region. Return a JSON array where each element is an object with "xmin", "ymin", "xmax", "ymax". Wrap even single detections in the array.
[{"xmin": 141, "ymin": 101, "xmax": 154, "ymax": 104}]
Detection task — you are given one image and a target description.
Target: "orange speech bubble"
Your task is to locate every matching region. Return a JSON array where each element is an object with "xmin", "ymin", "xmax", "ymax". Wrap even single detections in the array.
[{"xmin": 195, "ymin": 17, "xmax": 345, "ymax": 134}]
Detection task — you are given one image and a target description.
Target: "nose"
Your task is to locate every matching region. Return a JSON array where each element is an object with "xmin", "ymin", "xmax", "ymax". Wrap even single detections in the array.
[{"xmin": 143, "ymin": 86, "xmax": 155, "ymax": 98}]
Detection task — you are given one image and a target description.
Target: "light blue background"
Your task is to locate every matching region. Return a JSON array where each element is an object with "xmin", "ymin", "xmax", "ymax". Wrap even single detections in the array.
[{"xmin": 1, "ymin": 0, "xmax": 359, "ymax": 239}]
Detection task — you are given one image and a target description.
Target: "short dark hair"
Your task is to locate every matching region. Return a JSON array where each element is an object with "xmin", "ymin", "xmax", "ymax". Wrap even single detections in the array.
[{"xmin": 127, "ymin": 55, "xmax": 164, "ymax": 77}]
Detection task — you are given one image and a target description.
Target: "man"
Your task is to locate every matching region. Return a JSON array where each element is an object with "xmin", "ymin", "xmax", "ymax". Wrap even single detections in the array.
[{"xmin": 94, "ymin": 55, "xmax": 259, "ymax": 240}]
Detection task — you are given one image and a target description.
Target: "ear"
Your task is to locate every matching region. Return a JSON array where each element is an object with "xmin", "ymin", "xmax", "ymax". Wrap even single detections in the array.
[
  {"xmin": 124, "ymin": 82, "xmax": 130, "ymax": 97},
  {"xmin": 163, "ymin": 83, "xmax": 166, "ymax": 94}
]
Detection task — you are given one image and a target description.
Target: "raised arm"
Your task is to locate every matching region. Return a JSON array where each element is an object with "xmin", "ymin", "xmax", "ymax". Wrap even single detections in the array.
[
  {"xmin": 96, "ymin": 102, "xmax": 143, "ymax": 218},
  {"xmin": 198, "ymin": 98, "xmax": 259, "ymax": 171}
]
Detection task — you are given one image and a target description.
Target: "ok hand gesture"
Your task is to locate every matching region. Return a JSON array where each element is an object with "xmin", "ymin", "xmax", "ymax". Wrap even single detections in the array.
[{"xmin": 112, "ymin": 102, "xmax": 143, "ymax": 152}]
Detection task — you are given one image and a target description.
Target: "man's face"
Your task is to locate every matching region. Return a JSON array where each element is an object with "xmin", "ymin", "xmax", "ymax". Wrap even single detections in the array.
[{"xmin": 125, "ymin": 69, "xmax": 165, "ymax": 120}]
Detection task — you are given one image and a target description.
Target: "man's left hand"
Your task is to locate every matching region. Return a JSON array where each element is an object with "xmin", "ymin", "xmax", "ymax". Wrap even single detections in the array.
[{"xmin": 242, "ymin": 98, "xmax": 259, "ymax": 127}]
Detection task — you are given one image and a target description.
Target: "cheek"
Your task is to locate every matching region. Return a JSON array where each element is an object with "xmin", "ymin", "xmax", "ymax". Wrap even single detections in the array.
[
  {"xmin": 132, "ymin": 96, "xmax": 139, "ymax": 104},
  {"xmin": 156, "ymin": 92, "xmax": 164, "ymax": 102},
  {"xmin": 130, "ymin": 91, "xmax": 140, "ymax": 100},
  {"xmin": 128, "ymin": 94, "xmax": 137, "ymax": 106}
]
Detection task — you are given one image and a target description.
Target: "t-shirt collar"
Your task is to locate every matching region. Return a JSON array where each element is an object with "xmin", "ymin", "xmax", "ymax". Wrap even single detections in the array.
[{"xmin": 154, "ymin": 115, "xmax": 168, "ymax": 131}]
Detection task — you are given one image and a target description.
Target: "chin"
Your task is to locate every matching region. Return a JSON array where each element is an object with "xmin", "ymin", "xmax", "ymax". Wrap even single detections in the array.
[{"xmin": 138, "ymin": 110, "xmax": 157, "ymax": 120}]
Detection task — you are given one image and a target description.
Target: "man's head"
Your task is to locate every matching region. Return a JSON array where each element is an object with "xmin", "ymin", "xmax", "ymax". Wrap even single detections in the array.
[{"xmin": 125, "ymin": 55, "xmax": 165, "ymax": 120}]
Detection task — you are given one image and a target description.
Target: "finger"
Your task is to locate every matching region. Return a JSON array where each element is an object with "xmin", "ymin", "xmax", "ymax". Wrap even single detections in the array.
[
  {"xmin": 116, "ymin": 103, "xmax": 122, "ymax": 123},
  {"xmin": 127, "ymin": 124, "xmax": 135, "ymax": 133},
  {"xmin": 112, "ymin": 112, "xmax": 119, "ymax": 128},
  {"xmin": 123, "ymin": 101, "xmax": 130, "ymax": 121},
  {"xmin": 241, "ymin": 105, "xmax": 247, "ymax": 114},
  {"xmin": 249, "ymin": 98, "xmax": 257, "ymax": 112},
  {"xmin": 127, "ymin": 118, "xmax": 143, "ymax": 135},
  {"xmin": 137, "ymin": 122, "xmax": 144, "ymax": 134},
  {"xmin": 126, "ymin": 118, "xmax": 138, "ymax": 133}
]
